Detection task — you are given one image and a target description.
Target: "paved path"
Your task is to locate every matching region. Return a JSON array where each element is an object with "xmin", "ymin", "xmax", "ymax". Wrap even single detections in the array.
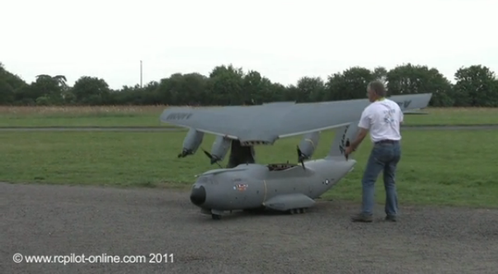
[
  {"xmin": 2, "ymin": 182, "xmax": 497, "ymax": 274},
  {"xmin": 1, "ymin": 125, "xmax": 498, "ymax": 131}
]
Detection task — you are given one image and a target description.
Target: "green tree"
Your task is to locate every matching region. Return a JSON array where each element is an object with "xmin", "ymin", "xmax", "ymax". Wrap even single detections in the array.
[
  {"xmin": 386, "ymin": 64, "xmax": 454, "ymax": 106},
  {"xmin": 325, "ymin": 67, "xmax": 374, "ymax": 100},
  {"xmin": 180, "ymin": 73, "xmax": 208, "ymax": 105},
  {"xmin": 453, "ymin": 65, "xmax": 498, "ymax": 107},
  {"xmin": 241, "ymin": 70, "xmax": 274, "ymax": 104},
  {"xmin": 32, "ymin": 75, "xmax": 61, "ymax": 104},
  {"xmin": 207, "ymin": 65, "xmax": 244, "ymax": 105},
  {"xmin": 2, "ymin": 60, "xmax": 498, "ymax": 107},
  {"xmin": 0, "ymin": 62, "xmax": 29, "ymax": 105},
  {"xmin": 295, "ymin": 77, "xmax": 325, "ymax": 102},
  {"xmin": 372, "ymin": 66, "xmax": 388, "ymax": 82},
  {"xmin": 0, "ymin": 80, "xmax": 15, "ymax": 104},
  {"xmin": 71, "ymin": 76, "xmax": 111, "ymax": 105}
]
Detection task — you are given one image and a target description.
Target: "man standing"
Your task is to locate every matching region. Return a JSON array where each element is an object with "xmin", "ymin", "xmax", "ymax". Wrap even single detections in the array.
[{"xmin": 345, "ymin": 80, "xmax": 403, "ymax": 222}]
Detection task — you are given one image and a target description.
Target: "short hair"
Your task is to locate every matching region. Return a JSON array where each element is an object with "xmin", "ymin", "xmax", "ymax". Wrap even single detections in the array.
[{"xmin": 367, "ymin": 80, "xmax": 386, "ymax": 97}]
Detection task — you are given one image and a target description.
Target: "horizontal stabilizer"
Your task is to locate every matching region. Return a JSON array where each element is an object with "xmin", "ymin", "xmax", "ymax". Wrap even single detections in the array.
[{"xmin": 263, "ymin": 193, "xmax": 315, "ymax": 211}]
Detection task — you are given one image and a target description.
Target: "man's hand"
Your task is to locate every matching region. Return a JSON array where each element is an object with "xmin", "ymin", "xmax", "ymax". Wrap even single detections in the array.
[
  {"xmin": 345, "ymin": 146, "xmax": 355, "ymax": 157},
  {"xmin": 346, "ymin": 127, "xmax": 368, "ymax": 159}
]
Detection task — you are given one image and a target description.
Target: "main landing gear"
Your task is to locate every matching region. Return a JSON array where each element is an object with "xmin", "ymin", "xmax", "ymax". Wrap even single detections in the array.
[
  {"xmin": 208, "ymin": 207, "xmax": 306, "ymax": 220},
  {"xmin": 287, "ymin": 208, "xmax": 307, "ymax": 214}
]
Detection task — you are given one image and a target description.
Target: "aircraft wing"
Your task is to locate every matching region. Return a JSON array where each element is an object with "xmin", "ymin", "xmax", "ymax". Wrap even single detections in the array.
[{"xmin": 160, "ymin": 93, "xmax": 432, "ymax": 144}]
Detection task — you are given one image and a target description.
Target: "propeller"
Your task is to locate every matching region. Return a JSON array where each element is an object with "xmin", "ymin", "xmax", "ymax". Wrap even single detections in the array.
[
  {"xmin": 345, "ymin": 139, "xmax": 351, "ymax": 161},
  {"xmin": 296, "ymin": 146, "xmax": 306, "ymax": 169},
  {"xmin": 201, "ymin": 148, "xmax": 223, "ymax": 168}
]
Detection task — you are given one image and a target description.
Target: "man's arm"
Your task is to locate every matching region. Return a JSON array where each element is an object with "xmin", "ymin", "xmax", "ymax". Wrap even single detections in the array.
[
  {"xmin": 349, "ymin": 109, "xmax": 370, "ymax": 151},
  {"xmin": 350, "ymin": 127, "xmax": 368, "ymax": 151},
  {"xmin": 398, "ymin": 106, "xmax": 404, "ymax": 131}
]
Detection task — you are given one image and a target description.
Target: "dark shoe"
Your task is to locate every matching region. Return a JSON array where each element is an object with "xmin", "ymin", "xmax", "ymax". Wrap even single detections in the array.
[
  {"xmin": 385, "ymin": 215, "xmax": 397, "ymax": 222},
  {"xmin": 351, "ymin": 213, "xmax": 373, "ymax": 222}
]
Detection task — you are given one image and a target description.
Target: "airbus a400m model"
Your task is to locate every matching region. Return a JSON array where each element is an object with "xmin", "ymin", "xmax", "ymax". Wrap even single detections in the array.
[{"xmin": 160, "ymin": 93, "xmax": 432, "ymax": 220}]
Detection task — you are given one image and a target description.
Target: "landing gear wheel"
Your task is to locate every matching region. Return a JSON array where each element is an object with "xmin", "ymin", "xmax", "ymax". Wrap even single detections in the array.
[
  {"xmin": 211, "ymin": 214, "xmax": 221, "ymax": 220},
  {"xmin": 288, "ymin": 208, "xmax": 307, "ymax": 215}
]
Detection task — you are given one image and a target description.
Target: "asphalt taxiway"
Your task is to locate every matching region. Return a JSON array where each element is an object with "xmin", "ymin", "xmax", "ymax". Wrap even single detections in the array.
[{"xmin": 2, "ymin": 183, "xmax": 497, "ymax": 274}]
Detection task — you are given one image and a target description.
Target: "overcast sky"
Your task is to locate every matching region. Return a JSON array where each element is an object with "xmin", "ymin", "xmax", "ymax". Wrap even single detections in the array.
[{"xmin": 2, "ymin": 0, "xmax": 497, "ymax": 89}]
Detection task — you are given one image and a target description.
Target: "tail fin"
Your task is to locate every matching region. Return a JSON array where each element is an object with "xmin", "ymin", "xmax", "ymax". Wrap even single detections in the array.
[
  {"xmin": 389, "ymin": 93, "xmax": 433, "ymax": 113},
  {"xmin": 326, "ymin": 122, "xmax": 359, "ymax": 159}
]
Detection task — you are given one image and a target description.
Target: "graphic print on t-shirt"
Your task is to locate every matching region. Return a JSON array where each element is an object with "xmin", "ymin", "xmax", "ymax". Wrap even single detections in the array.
[{"xmin": 382, "ymin": 106, "xmax": 396, "ymax": 125}]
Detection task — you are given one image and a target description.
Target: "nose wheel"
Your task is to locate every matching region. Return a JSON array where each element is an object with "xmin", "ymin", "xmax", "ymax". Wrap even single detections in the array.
[{"xmin": 210, "ymin": 209, "xmax": 224, "ymax": 220}]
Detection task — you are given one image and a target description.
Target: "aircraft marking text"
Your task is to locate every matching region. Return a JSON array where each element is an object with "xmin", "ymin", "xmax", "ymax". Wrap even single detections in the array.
[
  {"xmin": 338, "ymin": 125, "xmax": 350, "ymax": 155},
  {"xmin": 395, "ymin": 100, "xmax": 412, "ymax": 109}
]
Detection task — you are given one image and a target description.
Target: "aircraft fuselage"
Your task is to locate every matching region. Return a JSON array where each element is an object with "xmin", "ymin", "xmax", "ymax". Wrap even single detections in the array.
[{"xmin": 189, "ymin": 157, "xmax": 356, "ymax": 218}]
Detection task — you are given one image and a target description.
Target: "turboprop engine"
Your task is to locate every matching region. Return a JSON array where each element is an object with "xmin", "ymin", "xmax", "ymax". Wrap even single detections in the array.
[
  {"xmin": 296, "ymin": 131, "xmax": 320, "ymax": 168},
  {"xmin": 203, "ymin": 136, "xmax": 231, "ymax": 165},
  {"xmin": 178, "ymin": 128, "xmax": 204, "ymax": 158}
]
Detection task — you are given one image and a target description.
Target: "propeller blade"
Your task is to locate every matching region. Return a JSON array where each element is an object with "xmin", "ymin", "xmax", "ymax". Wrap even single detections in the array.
[
  {"xmin": 201, "ymin": 148, "xmax": 212, "ymax": 158},
  {"xmin": 296, "ymin": 146, "xmax": 306, "ymax": 169},
  {"xmin": 345, "ymin": 139, "xmax": 350, "ymax": 160},
  {"xmin": 201, "ymin": 148, "xmax": 223, "ymax": 168}
]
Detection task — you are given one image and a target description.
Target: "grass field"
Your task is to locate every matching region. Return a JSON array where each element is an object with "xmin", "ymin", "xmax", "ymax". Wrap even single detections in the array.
[
  {"xmin": 0, "ymin": 106, "xmax": 497, "ymax": 127},
  {"xmin": 1, "ymin": 129, "xmax": 497, "ymax": 208}
]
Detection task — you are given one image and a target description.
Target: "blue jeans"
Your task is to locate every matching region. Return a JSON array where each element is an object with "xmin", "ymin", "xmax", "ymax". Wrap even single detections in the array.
[{"xmin": 361, "ymin": 141, "xmax": 401, "ymax": 216}]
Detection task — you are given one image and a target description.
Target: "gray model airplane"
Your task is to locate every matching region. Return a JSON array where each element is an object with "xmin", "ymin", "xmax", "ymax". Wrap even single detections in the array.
[{"xmin": 160, "ymin": 93, "xmax": 432, "ymax": 220}]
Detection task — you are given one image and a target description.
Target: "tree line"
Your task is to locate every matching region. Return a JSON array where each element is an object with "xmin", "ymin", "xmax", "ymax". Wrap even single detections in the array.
[{"xmin": 1, "ymin": 62, "xmax": 497, "ymax": 107}]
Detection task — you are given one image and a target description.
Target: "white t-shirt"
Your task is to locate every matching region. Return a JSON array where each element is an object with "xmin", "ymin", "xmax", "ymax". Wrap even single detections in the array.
[{"xmin": 358, "ymin": 98, "xmax": 403, "ymax": 143}]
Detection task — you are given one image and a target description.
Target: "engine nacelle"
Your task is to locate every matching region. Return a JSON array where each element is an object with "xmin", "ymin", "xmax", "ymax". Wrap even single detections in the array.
[
  {"xmin": 297, "ymin": 131, "xmax": 320, "ymax": 162},
  {"xmin": 209, "ymin": 136, "xmax": 231, "ymax": 164},
  {"xmin": 178, "ymin": 128, "xmax": 204, "ymax": 158}
]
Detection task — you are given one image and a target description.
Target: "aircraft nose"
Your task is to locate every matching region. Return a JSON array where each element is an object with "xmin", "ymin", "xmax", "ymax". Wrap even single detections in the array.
[{"xmin": 190, "ymin": 185, "xmax": 206, "ymax": 206}]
